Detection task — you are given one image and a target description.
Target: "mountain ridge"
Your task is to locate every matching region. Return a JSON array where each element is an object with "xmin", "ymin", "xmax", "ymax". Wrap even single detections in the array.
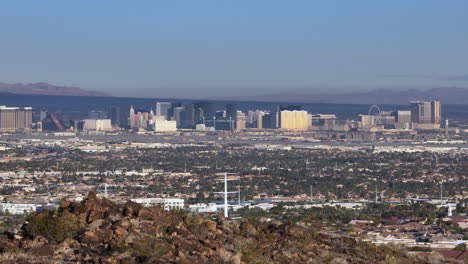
[
  {"xmin": 0, "ymin": 82, "xmax": 111, "ymax": 97},
  {"xmin": 224, "ymin": 87, "xmax": 468, "ymax": 105}
]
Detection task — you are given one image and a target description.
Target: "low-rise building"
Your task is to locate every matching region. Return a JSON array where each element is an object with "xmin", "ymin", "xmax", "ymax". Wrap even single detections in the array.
[{"xmin": 131, "ymin": 198, "xmax": 184, "ymax": 210}]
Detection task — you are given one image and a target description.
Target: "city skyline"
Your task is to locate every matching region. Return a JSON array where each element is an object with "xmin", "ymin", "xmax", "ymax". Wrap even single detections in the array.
[
  {"xmin": 1, "ymin": 2, "xmax": 467, "ymax": 262},
  {"xmin": 1, "ymin": 1, "xmax": 467, "ymax": 99}
]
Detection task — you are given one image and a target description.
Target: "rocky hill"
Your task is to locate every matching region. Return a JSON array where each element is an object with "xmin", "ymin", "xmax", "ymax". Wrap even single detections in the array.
[
  {"xmin": 0, "ymin": 193, "xmax": 436, "ymax": 264},
  {"xmin": 0, "ymin": 82, "xmax": 110, "ymax": 97}
]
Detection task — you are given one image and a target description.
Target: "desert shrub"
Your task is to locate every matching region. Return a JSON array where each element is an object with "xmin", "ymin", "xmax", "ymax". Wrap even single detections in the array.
[
  {"xmin": 408, "ymin": 246, "xmax": 432, "ymax": 252},
  {"xmin": 24, "ymin": 211, "xmax": 79, "ymax": 242},
  {"xmin": 454, "ymin": 243, "xmax": 466, "ymax": 252},
  {"xmin": 132, "ymin": 236, "xmax": 173, "ymax": 257}
]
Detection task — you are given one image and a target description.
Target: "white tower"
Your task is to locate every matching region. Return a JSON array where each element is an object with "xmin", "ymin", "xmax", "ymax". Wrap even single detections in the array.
[
  {"xmin": 214, "ymin": 173, "xmax": 239, "ymax": 218},
  {"xmin": 104, "ymin": 183, "xmax": 108, "ymax": 198}
]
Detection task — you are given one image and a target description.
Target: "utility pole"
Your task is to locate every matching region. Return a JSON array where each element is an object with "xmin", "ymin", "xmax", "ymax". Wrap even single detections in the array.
[
  {"xmin": 310, "ymin": 185, "xmax": 313, "ymax": 203},
  {"xmin": 440, "ymin": 181, "xmax": 443, "ymax": 205},
  {"xmin": 214, "ymin": 173, "xmax": 239, "ymax": 218},
  {"xmin": 238, "ymin": 183, "xmax": 241, "ymax": 206},
  {"xmin": 104, "ymin": 183, "xmax": 108, "ymax": 198},
  {"xmin": 375, "ymin": 185, "xmax": 378, "ymax": 204}
]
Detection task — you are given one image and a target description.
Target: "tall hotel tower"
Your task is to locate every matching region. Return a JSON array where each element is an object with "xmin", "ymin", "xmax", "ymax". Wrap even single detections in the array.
[{"xmin": 0, "ymin": 106, "xmax": 33, "ymax": 132}]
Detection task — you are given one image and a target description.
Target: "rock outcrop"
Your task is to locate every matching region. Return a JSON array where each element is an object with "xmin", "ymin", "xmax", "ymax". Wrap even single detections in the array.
[{"xmin": 0, "ymin": 193, "xmax": 432, "ymax": 264}]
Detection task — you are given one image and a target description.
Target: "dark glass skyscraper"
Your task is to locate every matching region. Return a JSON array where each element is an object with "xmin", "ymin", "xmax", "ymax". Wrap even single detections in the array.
[
  {"xmin": 226, "ymin": 103, "xmax": 237, "ymax": 121},
  {"xmin": 110, "ymin": 105, "xmax": 120, "ymax": 126},
  {"xmin": 194, "ymin": 102, "xmax": 215, "ymax": 121}
]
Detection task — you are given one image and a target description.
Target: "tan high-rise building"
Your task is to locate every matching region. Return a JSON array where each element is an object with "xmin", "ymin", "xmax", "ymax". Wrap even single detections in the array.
[
  {"xmin": 0, "ymin": 106, "xmax": 32, "ymax": 132},
  {"xmin": 236, "ymin": 111, "xmax": 247, "ymax": 130},
  {"xmin": 431, "ymin": 100, "xmax": 441, "ymax": 124},
  {"xmin": 280, "ymin": 110, "xmax": 308, "ymax": 130},
  {"xmin": 410, "ymin": 100, "xmax": 441, "ymax": 129}
]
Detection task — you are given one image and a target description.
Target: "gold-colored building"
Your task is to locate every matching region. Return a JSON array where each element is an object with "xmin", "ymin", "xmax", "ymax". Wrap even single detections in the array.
[
  {"xmin": 0, "ymin": 106, "xmax": 32, "ymax": 132},
  {"xmin": 280, "ymin": 110, "xmax": 308, "ymax": 130}
]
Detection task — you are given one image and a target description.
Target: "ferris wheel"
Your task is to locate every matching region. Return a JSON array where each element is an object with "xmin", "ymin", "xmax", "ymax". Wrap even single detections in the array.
[{"xmin": 368, "ymin": 104, "xmax": 381, "ymax": 115}]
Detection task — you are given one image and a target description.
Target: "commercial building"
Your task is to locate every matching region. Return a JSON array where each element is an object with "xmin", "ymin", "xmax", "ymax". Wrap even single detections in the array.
[
  {"xmin": 392, "ymin": 111, "xmax": 411, "ymax": 129},
  {"xmin": 129, "ymin": 106, "xmax": 153, "ymax": 130},
  {"xmin": 0, "ymin": 106, "xmax": 32, "ymax": 132},
  {"xmin": 109, "ymin": 105, "xmax": 120, "ymax": 127},
  {"xmin": 236, "ymin": 111, "xmax": 247, "ymax": 130},
  {"xmin": 262, "ymin": 112, "xmax": 278, "ymax": 129},
  {"xmin": 156, "ymin": 102, "xmax": 171, "ymax": 120},
  {"xmin": 180, "ymin": 104, "xmax": 196, "ymax": 129},
  {"xmin": 411, "ymin": 101, "xmax": 441, "ymax": 129},
  {"xmin": 154, "ymin": 120, "xmax": 177, "ymax": 132},
  {"xmin": 280, "ymin": 110, "xmax": 308, "ymax": 130},
  {"xmin": 0, "ymin": 202, "xmax": 58, "ymax": 215},
  {"xmin": 226, "ymin": 103, "xmax": 237, "ymax": 122},
  {"xmin": 194, "ymin": 102, "xmax": 215, "ymax": 121},
  {"xmin": 254, "ymin": 110, "xmax": 265, "ymax": 129},
  {"xmin": 130, "ymin": 198, "xmax": 184, "ymax": 210},
  {"xmin": 173, "ymin": 107, "xmax": 185, "ymax": 128},
  {"xmin": 374, "ymin": 112, "xmax": 396, "ymax": 128},
  {"xmin": 83, "ymin": 119, "xmax": 112, "ymax": 131},
  {"xmin": 359, "ymin": 115, "xmax": 376, "ymax": 128}
]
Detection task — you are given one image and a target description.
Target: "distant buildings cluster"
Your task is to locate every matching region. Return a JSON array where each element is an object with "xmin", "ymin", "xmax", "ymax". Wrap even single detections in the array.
[
  {"xmin": 0, "ymin": 100, "xmax": 444, "ymax": 133},
  {"xmin": 358, "ymin": 101, "xmax": 441, "ymax": 131}
]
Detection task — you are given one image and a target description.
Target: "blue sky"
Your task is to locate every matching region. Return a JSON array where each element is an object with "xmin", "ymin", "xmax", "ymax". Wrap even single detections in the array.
[{"xmin": 0, "ymin": 1, "xmax": 467, "ymax": 98}]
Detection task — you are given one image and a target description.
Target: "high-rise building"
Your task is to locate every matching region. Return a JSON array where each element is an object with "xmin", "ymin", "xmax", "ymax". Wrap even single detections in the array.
[
  {"xmin": 194, "ymin": 102, "xmax": 215, "ymax": 121},
  {"xmin": 154, "ymin": 120, "xmax": 177, "ymax": 132},
  {"xmin": 173, "ymin": 107, "xmax": 185, "ymax": 128},
  {"xmin": 156, "ymin": 102, "xmax": 171, "ymax": 120},
  {"xmin": 181, "ymin": 104, "xmax": 195, "ymax": 129},
  {"xmin": 83, "ymin": 119, "xmax": 112, "ymax": 131},
  {"xmin": 359, "ymin": 115, "xmax": 375, "ymax": 128},
  {"xmin": 226, "ymin": 103, "xmax": 237, "ymax": 122},
  {"xmin": 431, "ymin": 100, "xmax": 441, "ymax": 124},
  {"xmin": 0, "ymin": 106, "xmax": 33, "ymax": 132},
  {"xmin": 411, "ymin": 100, "xmax": 441, "ymax": 129},
  {"xmin": 262, "ymin": 112, "xmax": 278, "ymax": 129},
  {"xmin": 392, "ymin": 110, "xmax": 411, "ymax": 129},
  {"xmin": 277, "ymin": 105, "xmax": 302, "ymax": 129},
  {"xmin": 236, "ymin": 111, "xmax": 247, "ymax": 130},
  {"xmin": 253, "ymin": 110, "xmax": 265, "ymax": 129},
  {"xmin": 280, "ymin": 110, "xmax": 308, "ymax": 130},
  {"xmin": 129, "ymin": 106, "xmax": 153, "ymax": 130},
  {"xmin": 109, "ymin": 105, "xmax": 120, "ymax": 127},
  {"xmin": 168, "ymin": 102, "xmax": 182, "ymax": 121}
]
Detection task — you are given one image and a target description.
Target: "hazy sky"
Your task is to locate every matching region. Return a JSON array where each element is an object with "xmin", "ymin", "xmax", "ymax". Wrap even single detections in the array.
[{"xmin": 0, "ymin": 1, "xmax": 467, "ymax": 98}]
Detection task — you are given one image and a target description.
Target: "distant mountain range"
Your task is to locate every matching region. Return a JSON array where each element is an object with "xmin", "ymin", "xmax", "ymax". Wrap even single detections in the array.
[
  {"xmin": 1, "ymin": 82, "xmax": 467, "ymax": 105},
  {"xmin": 0, "ymin": 82, "xmax": 111, "ymax": 97},
  {"xmin": 228, "ymin": 87, "xmax": 468, "ymax": 105}
]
